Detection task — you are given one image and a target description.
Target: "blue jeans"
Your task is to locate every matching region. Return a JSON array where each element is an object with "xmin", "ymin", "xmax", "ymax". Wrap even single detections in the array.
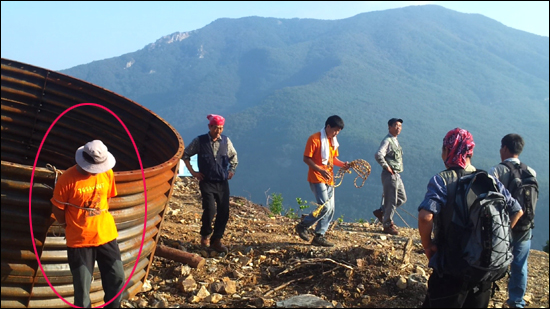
[
  {"xmin": 302, "ymin": 182, "xmax": 334, "ymax": 235},
  {"xmin": 507, "ymin": 229, "xmax": 531, "ymax": 308}
]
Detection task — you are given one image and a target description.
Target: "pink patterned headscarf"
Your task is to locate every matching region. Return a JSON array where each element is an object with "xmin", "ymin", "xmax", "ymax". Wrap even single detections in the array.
[
  {"xmin": 207, "ymin": 114, "xmax": 225, "ymax": 126},
  {"xmin": 443, "ymin": 128, "xmax": 475, "ymax": 168}
]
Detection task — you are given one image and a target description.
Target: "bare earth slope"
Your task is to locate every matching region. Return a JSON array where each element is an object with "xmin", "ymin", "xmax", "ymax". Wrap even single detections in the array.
[{"xmin": 123, "ymin": 177, "xmax": 549, "ymax": 308}]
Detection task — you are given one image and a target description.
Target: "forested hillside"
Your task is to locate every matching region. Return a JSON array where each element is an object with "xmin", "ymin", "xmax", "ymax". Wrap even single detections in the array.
[{"xmin": 61, "ymin": 5, "xmax": 549, "ymax": 250}]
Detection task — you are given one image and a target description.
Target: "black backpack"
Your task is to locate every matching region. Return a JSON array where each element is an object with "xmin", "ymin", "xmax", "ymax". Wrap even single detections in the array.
[
  {"xmin": 500, "ymin": 161, "xmax": 538, "ymax": 231},
  {"xmin": 435, "ymin": 169, "xmax": 513, "ymax": 284}
]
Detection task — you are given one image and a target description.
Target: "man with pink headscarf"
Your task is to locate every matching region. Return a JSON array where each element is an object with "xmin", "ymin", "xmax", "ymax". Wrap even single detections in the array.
[
  {"xmin": 182, "ymin": 114, "xmax": 238, "ymax": 253},
  {"xmin": 417, "ymin": 128, "xmax": 523, "ymax": 308}
]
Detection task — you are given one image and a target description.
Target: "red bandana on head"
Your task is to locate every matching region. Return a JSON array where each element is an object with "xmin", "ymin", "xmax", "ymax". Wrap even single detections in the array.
[
  {"xmin": 207, "ymin": 114, "xmax": 225, "ymax": 126},
  {"xmin": 443, "ymin": 128, "xmax": 475, "ymax": 168}
]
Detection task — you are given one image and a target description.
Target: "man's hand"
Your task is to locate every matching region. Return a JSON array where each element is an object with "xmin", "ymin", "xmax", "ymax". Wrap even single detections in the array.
[
  {"xmin": 304, "ymin": 156, "xmax": 332, "ymax": 180},
  {"xmin": 228, "ymin": 171, "xmax": 235, "ymax": 180},
  {"xmin": 318, "ymin": 168, "xmax": 331, "ymax": 180},
  {"xmin": 47, "ymin": 213, "xmax": 57, "ymax": 227},
  {"xmin": 51, "ymin": 204, "xmax": 66, "ymax": 225},
  {"xmin": 343, "ymin": 161, "xmax": 351, "ymax": 170},
  {"xmin": 191, "ymin": 170, "xmax": 205, "ymax": 181},
  {"xmin": 184, "ymin": 159, "xmax": 204, "ymax": 181},
  {"xmin": 418, "ymin": 209, "xmax": 435, "ymax": 259},
  {"xmin": 385, "ymin": 165, "xmax": 394, "ymax": 175},
  {"xmin": 424, "ymin": 244, "xmax": 437, "ymax": 260}
]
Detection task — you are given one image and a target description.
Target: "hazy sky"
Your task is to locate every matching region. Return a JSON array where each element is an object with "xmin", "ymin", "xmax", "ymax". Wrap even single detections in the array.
[{"xmin": 1, "ymin": 1, "xmax": 548, "ymax": 71}]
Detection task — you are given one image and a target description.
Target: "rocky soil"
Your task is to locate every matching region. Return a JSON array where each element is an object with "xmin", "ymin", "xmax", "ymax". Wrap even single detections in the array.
[{"xmin": 123, "ymin": 177, "xmax": 549, "ymax": 308}]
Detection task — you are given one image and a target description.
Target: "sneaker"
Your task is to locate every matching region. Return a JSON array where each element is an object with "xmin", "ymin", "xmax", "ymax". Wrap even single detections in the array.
[
  {"xmin": 383, "ymin": 224, "xmax": 399, "ymax": 236},
  {"xmin": 503, "ymin": 300, "xmax": 523, "ymax": 308},
  {"xmin": 296, "ymin": 223, "xmax": 311, "ymax": 241},
  {"xmin": 312, "ymin": 234, "xmax": 335, "ymax": 247},
  {"xmin": 200, "ymin": 236, "xmax": 209, "ymax": 247},
  {"xmin": 210, "ymin": 238, "xmax": 228, "ymax": 253},
  {"xmin": 373, "ymin": 209, "xmax": 383, "ymax": 223}
]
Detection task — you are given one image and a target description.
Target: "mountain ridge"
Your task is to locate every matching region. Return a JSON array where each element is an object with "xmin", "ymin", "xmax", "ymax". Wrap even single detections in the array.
[{"xmin": 59, "ymin": 4, "xmax": 549, "ymax": 251}]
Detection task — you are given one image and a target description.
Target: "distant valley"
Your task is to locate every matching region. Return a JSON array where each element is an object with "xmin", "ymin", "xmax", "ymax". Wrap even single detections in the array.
[{"xmin": 61, "ymin": 5, "xmax": 549, "ymax": 249}]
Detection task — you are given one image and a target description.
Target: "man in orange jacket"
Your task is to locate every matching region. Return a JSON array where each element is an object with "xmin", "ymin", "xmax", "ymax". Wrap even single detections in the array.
[{"xmin": 51, "ymin": 140, "xmax": 125, "ymax": 308}]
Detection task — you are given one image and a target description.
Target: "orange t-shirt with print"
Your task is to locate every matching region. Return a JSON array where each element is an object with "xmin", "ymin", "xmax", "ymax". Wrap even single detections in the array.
[
  {"xmin": 304, "ymin": 131, "xmax": 340, "ymax": 185},
  {"xmin": 51, "ymin": 165, "xmax": 118, "ymax": 248}
]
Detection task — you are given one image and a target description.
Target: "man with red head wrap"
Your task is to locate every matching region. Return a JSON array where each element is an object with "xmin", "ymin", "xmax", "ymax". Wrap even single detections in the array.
[
  {"xmin": 207, "ymin": 114, "xmax": 225, "ymax": 126},
  {"xmin": 442, "ymin": 127, "xmax": 475, "ymax": 169},
  {"xmin": 182, "ymin": 114, "xmax": 238, "ymax": 253},
  {"xmin": 417, "ymin": 128, "xmax": 523, "ymax": 308}
]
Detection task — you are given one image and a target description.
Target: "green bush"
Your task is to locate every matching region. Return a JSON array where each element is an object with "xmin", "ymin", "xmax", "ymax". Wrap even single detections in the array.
[
  {"xmin": 285, "ymin": 207, "xmax": 298, "ymax": 219},
  {"xmin": 544, "ymin": 240, "xmax": 549, "ymax": 253},
  {"xmin": 269, "ymin": 193, "xmax": 284, "ymax": 215},
  {"xmin": 296, "ymin": 197, "xmax": 310, "ymax": 216}
]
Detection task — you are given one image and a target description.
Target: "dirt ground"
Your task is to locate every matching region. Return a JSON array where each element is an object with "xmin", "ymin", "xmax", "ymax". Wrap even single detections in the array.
[{"xmin": 123, "ymin": 177, "xmax": 549, "ymax": 308}]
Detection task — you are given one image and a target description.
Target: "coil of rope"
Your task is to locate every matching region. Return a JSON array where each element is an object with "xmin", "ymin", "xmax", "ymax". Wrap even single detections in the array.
[
  {"xmin": 45, "ymin": 163, "xmax": 63, "ymax": 188},
  {"xmin": 309, "ymin": 159, "xmax": 371, "ymax": 218},
  {"xmin": 333, "ymin": 159, "xmax": 372, "ymax": 188}
]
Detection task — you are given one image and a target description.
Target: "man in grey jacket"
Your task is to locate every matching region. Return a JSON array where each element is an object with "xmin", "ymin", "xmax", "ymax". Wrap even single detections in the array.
[{"xmin": 373, "ymin": 118, "xmax": 407, "ymax": 235}]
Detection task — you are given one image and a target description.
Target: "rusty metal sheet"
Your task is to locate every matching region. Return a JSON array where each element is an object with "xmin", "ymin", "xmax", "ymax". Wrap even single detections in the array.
[{"xmin": 1, "ymin": 58, "xmax": 185, "ymax": 307}]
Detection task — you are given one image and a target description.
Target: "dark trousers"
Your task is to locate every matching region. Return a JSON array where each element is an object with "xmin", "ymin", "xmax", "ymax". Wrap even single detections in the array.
[
  {"xmin": 67, "ymin": 239, "xmax": 125, "ymax": 308},
  {"xmin": 199, "ymin": 180, "xmax": 230, "ymax": 240},
  {"xmin": 422, "ymin": 271, "xmax": 492, "ymax": 308}
]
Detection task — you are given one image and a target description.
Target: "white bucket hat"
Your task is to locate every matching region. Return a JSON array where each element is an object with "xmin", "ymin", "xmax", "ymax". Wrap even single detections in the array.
[{"xmin": 75, "ymin": 140, "xmax": 116, "ymax": 174}]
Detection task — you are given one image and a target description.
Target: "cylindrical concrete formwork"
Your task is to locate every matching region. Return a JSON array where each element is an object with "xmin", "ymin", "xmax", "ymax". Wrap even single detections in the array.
[{"xmin": 1, "ymin": 58, "xmax": 184, "ymax": 307}]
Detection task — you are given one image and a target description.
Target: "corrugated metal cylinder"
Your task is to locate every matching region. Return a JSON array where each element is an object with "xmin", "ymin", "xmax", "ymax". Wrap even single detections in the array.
[{"xmin": 1, "ymin": 58, "xmax": 184, "ymax": 308}]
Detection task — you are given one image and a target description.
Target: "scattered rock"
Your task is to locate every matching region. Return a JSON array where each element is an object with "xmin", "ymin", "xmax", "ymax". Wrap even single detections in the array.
[
  {"xmin": 196, "ymin": 285, "xmax": 211, "ymax": 299},
  {"xmin": 140, "ymin": 280, "xmax": 152, "ymax": 293},
  {"xmin": 178, "ymin": 274, "xmax": 197, "ymax": 293},
  {"xmin": 206, "ymin": 293, "xmax": 223, "ymax": 304},
  {"xmin": 124, "ymin": 177, "xmax": 549, "ymax": 308},
  {"xmin": 174, "ymin": 264, "xmax": 192, "ymax": 277},
  {"xmin": 221, "ymin": 277, "xmax": 237, "ymax": 294},
  {"xmin": 189, "ymin": 295, "xmax": 201, "ymax": 303},
  {"xmin": 253, "ymin": 297, "xmax": 274, "ymax": 307},
  {"xmin": 396, "ymin": 275, "xmax": 407, "ymax": 289},
  {"xmin": 415, "ymin": 265, "xmax": 426, "ymax": 276},
  {"xmin": 276, "ymin": 294, "xmax": 334, "ymax": 308},
  {"xmin": 136, "ymin": 299, "xmax": 148, "ymax": 308}
]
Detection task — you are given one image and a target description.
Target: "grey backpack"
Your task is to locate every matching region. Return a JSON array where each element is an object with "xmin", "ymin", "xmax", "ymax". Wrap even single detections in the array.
[
  {"xmin": 500, "ymin": 161, "xmax": 538, "ymax": 231},
  {"xmin": 436, "ymin": 169, "xmax": 513, "ymax": 283}
]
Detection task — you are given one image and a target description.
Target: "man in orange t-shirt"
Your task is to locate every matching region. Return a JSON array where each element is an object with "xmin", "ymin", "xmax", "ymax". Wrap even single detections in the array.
[
  {"xmin": 295, "ymin": 115, "xmax": 349, "ymax": 247},
  {"xmin": 51, "ymin": 140, "xmax": 125, "ymax": 308}
]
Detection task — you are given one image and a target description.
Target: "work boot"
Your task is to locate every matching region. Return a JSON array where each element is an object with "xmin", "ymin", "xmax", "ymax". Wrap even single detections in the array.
[
  {"xmin": 311, "ymin": 234, "xmax": 334, "ymax": 247},
  {"xmin": 296, "ymin": 223, "xmax": 311, "ymax": 241},
  {"xmin": 200, "ymin": 236, "xmax": 209, "ymax": 247},
  {"xmin": 383, "ymin": 224, "xmax": 399, "ymax": 236},
  {"xmin": 210, "ymin": 238, "xmax": 228, "ymax": 253},
  {"xmin": 372, "ymin": 209, "xmax": 383, "ymax": 223}
]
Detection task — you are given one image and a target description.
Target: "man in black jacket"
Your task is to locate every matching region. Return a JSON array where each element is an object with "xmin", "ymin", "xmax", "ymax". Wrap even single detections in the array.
[{"xmin": 183, "ymin": 114, "xmax": 238, "ymax": 253}]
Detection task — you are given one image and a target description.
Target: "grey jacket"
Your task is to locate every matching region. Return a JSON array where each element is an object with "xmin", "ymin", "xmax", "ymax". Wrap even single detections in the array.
[{"xmin": 375, "ymin": 134, "xmax": 403, "ymax": 173}]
